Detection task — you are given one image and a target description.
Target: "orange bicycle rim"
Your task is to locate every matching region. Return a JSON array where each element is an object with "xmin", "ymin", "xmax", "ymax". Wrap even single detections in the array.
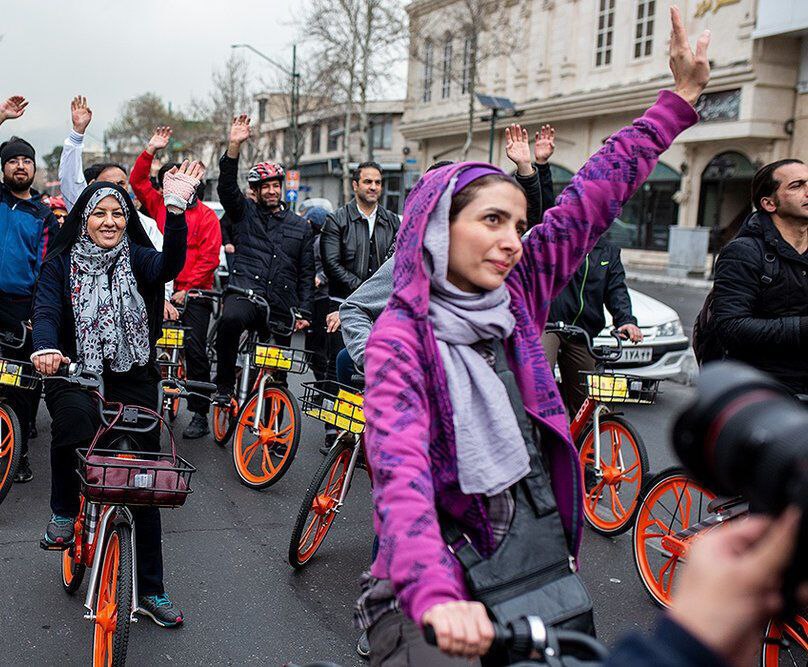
[
  {"xmin": 762, "ymin": 615, "xmax": 808, "ymax": 665},
  {"xmin": 93, "ymin": 531, "xmax": 120, "ymax": 667},
  {"xmin": 213, "ymin": 399, "xmax": 238, "ymax": 441},
  {"xmin": 0, "ymin": 408, "xmax": 15, "ymax": 490},
  {"xmin": 234, "ymin": 389, "xmax": 296, "ymax": 485}
]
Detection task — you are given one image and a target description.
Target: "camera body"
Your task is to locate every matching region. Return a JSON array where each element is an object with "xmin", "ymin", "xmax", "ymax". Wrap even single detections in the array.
[{"xmin": 672, "ymin": 362, "xmax": 808, "ymax": 583}]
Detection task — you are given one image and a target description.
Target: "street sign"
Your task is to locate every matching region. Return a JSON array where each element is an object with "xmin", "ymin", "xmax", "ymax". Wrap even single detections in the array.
[
  {"xmin": 286, "ymin": 169, "xmax": 301, "ymax": 191},
  {"xmin": 285, "ymin": 190, "xmax": 299, "ymax": 203}
]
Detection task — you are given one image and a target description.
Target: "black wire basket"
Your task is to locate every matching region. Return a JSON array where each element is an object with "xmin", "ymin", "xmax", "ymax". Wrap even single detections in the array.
[
  {"xmin": 300, "ymin": 381, "xmax": 365, "ymax": 434},
  {"xmin": 76, "ymin": 448, "xmax": 196, "ymax": 508},
  {"xmin": 0, "ymin": 357, "xmax": 39, "ymax": 391},
  {"xmin": 252, "ymin": 343, "xmax": 313, "ymax": 374},
  {"xmin": 580, "ymin": 372, "xmax": 661, "ymax": 405}
]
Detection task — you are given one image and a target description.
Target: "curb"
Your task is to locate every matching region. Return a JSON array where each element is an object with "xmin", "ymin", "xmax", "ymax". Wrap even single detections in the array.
[{"xmin": 626, "ymin": 271, "xmax": 712, "ymax": 290}]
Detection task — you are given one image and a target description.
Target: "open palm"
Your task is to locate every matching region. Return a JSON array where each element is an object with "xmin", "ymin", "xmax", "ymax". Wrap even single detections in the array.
[{"xmin": 0, "ymin": 96, "xmax": 28, "ymax": 121}]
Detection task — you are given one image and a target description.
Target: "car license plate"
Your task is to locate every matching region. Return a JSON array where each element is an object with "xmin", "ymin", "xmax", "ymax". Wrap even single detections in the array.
[{"xmin": 621, "ymin": 347, "xmax": 652, "ymax": 363}]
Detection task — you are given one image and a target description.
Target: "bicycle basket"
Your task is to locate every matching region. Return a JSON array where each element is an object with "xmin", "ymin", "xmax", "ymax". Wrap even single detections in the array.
[
  {"xmin": 76, "ymin": 449, "xmax": 195, "ymax": 508},
  {"xmin": 156, "ymin": 324, "xmax": 186, "ymax": 349},
  {"xmin": 582, "ymin": 372, "xmax": 660, "ymax": 405},
  {"xmin": 0, "ymin": 358, "xmax": 39, "ymax": 390},
  {"xmin": 300, "ymin": 381, "xmax": 365, "ymax": 434},
  {"xmin": 252, "ymin": 343, "xmax": 312, "ymax": 374}
]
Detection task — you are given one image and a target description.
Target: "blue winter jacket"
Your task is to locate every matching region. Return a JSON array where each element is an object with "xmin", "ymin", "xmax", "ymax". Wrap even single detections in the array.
[{"xmin": 0, "ymin": 184, "xmax": 58, "ymax": 298}]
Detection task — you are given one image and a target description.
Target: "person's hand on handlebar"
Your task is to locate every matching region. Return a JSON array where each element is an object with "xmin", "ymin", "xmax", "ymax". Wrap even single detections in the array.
[
  {"xmin": 32, "ymin": 351, "xmax": 71, "ymax": 376},
  {"xmin": 171, "ymin": 290, "xmax": 187, "ymax": 307},
  {"xmin": 670, "ymin": 508, "xmax": 808, "ymax": 667},
  {"xmin": 163, "ymin": 300, "xmax": 179, "ymax": 321},
  {"xmin": 422, "ymin": 600, "xmax": 496, "ymax": 658},
  {"xmin": 617, "ymin": 323, "xmax": 643, "ymax": 343},
  {"xmin": 326, "ymin": 311, "xmax": 341, "ymax": 333},
  {"xmin": 294, "ymin": 319, "xmax": 310, "ymax": 332}
]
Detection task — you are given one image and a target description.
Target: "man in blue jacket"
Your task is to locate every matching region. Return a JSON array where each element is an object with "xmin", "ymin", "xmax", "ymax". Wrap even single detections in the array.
[{"xmin": 0, "ymin": 95, "xmax": 59, "ymax": 482}]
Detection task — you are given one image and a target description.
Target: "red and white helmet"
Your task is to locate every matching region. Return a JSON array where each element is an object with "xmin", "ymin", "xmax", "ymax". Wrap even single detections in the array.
[{"xmin": 247, "ymin": 162, "xmax": 285, "ymax": 185}]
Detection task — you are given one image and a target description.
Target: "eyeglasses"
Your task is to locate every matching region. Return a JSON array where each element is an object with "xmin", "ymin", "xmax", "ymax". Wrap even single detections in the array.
[{"xmin": 6, "ymin": 157, "xmax": 34, "ymax": 168}]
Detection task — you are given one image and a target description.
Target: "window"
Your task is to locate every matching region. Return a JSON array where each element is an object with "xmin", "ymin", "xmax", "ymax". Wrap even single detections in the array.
[
  {"xmin": 633, "ymin": 0, "xmax": 655, "ymax": 59},
  {"xmin": 384, "ymin": 174, "xmax": 402, "ymax": 214},
  {"xmin": 310, "ymin": 123, "xmax": 321, "ymax": 154},
  {"xmin": 371, "ymin": 117, "xmax": 393, "ymax": 150},
  {"xmin": 327, "ymin": 121, "xmax": 340, "ymax": 152},
  {"xmin": 595, "ymin": 0, "xmax": 615, "ymax": 68},
  {"xmin": 258, "ymin": 99, "xmax": 267, "ymax": 124},
  {"xmin": 461, "ymin": 36, "xmax": 472, "ymax": 94},
  {"xmin": 422, "ymin": 41, "xmax": 433, "ymax": 103},
  {"xmin": 282, "ymin": 129, "xmax": 291, "ymax": 160},
  {"xmin": 441, "ymin": 39, "xmax": 453, "ymax": 98}
]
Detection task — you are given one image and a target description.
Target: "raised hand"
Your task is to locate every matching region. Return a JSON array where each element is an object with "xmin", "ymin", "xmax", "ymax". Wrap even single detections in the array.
[
  {"xmin": 147, "ymin": 126, "xmax": 172, "ymax": 155},
  {"xmin": 504, "ymin": 124, "xmax": 533, "ymax": 176},
  {"xmin": 228, "ymin": 114, "xmax": 251, "ymax": 154},
  {"xmin": 163, "ymin": 160, "xmax": 206, "ymax": 213},
  {"xmin": 669, "ymin": 6, "xmax": 711, "ymax": 106},
  {"xmin": 534, "ymin": 125, "xmax": 555, "ymax": 165},
  {"xmin": 70, "ymin": 95, "xmax": 93, "ymax": 134},
  {"xmin": 0, "ymin": 96, "xmax": 28, "ymax": 123}
]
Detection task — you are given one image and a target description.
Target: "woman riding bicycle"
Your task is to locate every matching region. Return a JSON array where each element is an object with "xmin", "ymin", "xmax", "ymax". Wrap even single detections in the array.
[
  {"xmin": 31, "ymin": 162, "xmax": 204, "ymax": 628},
  {"xmin": 356, "ymin": 9, "xmax": 709, "ymax": 664}
]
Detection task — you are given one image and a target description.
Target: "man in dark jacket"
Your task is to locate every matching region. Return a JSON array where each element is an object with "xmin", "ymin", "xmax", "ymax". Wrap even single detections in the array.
[
  {"xmin": 0, "ymin": 95, "xmax": 59, "ymax": 482},
  {"xmin": 543, "ymin": 238, "xmax": 642, "ymax": 416},
  {"xmin": 214, "ymin": 114, "xmax": 314, "ymax": 398},
  {"xmin": 712, "ymin": 158, "xmax": 808, "ymax": 395}
]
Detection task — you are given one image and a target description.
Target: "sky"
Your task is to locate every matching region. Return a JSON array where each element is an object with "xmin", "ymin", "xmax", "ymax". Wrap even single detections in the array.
[{"xmin": 0, "ymin": 0, "xmax": 372, "ymax": 158}]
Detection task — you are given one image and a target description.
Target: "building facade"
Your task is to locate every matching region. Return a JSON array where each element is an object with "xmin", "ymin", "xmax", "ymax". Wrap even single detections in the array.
[
  {"xmin": 254, "ymin": 95, "xmax": 410, "ymax": 213},
  {"xmin": 403, "ymin": 0, "xmax": 808, "ymax": 268}
]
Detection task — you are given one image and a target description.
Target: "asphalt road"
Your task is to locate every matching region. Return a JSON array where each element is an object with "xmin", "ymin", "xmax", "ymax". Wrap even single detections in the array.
[{"xmin": 0, "ymin": 280, "xmax": 710, "ymax": 666}]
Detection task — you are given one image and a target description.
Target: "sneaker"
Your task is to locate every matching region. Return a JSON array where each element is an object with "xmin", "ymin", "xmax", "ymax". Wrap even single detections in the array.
[
  {"xmin": 137, "ymin": 593, "xmax": 184, "ymax": 628},
  {"xmin": 356, "ymin": 630, "xmax": 370, "ymax": 659},
  {"xmin": 13, "ymin": 456, "xmax": 33, "ymax": 483},
  {"xmin": 43, "ymin": 514, "xmax": 74, "ymax": 547},
  {"xmin": 319, "ymin": 431, "xmax": 338, "ymax": 456},
  {"xmin": 182, "ymin": 413, "xmax": 210, "ymax": 440}
]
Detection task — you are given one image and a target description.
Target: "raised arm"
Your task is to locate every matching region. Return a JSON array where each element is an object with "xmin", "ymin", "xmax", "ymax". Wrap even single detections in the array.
[
  {"xmin": 0, "ymin": 95, "xmax": 28, "ymax": 127},
  {"xmin": 130, "ymin": 126, "xmax": 172, "ymax": 221},
  {"xmin": 58, "ymin": 96, "xmax": 92, "ymax": 211},
  {"xmin": 510, "ymin": 7, "xmax": 708, "ymax": 321},
  {"xmin": 216, "ymin": 115, "xmax": 251, "ymax": 223},
  {"xmin": 508, "ymin": 124, "xmax": 556, "ymax": 230}
]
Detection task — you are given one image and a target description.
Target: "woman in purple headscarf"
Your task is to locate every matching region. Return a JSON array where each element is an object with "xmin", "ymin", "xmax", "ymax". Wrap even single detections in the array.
[{"xmin": 355, "ymin": 8, "xmax": 710, "ymax": 665}]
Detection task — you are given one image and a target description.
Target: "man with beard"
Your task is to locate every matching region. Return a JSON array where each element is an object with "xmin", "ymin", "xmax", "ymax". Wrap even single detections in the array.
[
  {"xmin": 213, "ymin": 114, "xmax": 314, "ymax": 401},
  {"xmin": 0, "ymin": 95, "xmax": 59, "ymax": 482}
]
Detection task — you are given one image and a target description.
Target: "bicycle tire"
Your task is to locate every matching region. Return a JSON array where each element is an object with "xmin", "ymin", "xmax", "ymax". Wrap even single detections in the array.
[
  {"xmin": 232, "ymin": 384, "xmax": 301, "ymax": 490},
  {"xmin": 212, "ymin": 398, "xmax": 238, "ymax": 446},
  {"xmin": 632, "ymin": 467, "xmax": 716, "ymax": 608},
  {"xmin": 168, "ymin": 356, "xmax": 185, "ymax": 422},
  {"xmin": 61, "ymin": 543, "xmax": 86, "ymax": 594},
  {"xmin": 0, "ymin": 402, "xmax": 22, "ymax": 505},
  {"xmin": 288, "ymin": 435, "xmax": 356, "ymax": 568},
  {"xmin": 761, "ymin": 615, "xmax": 808, "ymax": 666},
  {"xmin": 577, "ymin": 414, "xmax": 649, "ymax": 536},
  {"xmin": 92, "ymin": 522, "xmax": 133, "ymax": 667}
]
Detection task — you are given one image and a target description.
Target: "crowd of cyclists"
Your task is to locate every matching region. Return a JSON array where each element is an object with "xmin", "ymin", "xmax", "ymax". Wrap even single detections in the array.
[{"xmin": 1, "ymin": 6, "xmax": 807, "ymax": 666}]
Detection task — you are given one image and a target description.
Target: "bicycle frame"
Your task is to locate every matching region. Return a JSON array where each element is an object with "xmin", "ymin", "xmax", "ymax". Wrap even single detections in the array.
[
  {"xmin": 570, "ymin": 397, "xmax": 620, "ymax": 480},
  {"xmin": 333, "ymin": 433, "xmax": 364, "ymax": 510}
]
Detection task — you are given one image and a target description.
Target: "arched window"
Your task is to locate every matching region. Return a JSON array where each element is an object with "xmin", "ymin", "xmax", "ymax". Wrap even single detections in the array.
[
  {"xmin": 422, "ymin": 41, "xmax": 434, "ymax": 103},
  {"xmin": 698, "ymin": 151, "xmax": 755, "ymax": 252},
  {"xmin": 442, "ymin": 38, "xmax": 453, "ymax": 99}
]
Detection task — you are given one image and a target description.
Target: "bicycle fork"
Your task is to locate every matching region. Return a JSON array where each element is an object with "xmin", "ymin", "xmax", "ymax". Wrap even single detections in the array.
[
  {"xmin": 332, "ymin": 437, "xmax": 362, "ymax": 514},
  {"xmin": 591, "ymin": 404, "xmax": 626, "ymax": 480}
]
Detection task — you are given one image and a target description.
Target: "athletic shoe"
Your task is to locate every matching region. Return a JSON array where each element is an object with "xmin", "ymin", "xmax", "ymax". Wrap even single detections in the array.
[
  {"xmin": 356, "ymin": 630, "xmax": 370, "ymax": 659},
  {"xmin": 43, "ymin": 514, "xmax": 74, "ymax": 547},
  {"xmin": 14, "ymin": 456, "xmax": 33, "ymax": 483},
  {"xmin": 182, "ymin": 413, "xmax": 210, "ymax": 440},
  {"xmin": 137, "ymin": 593, "xmax": 184, "ymax": 628}
]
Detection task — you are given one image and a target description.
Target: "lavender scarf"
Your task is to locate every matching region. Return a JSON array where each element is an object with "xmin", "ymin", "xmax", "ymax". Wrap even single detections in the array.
[{"xmin": 424, "ymin": 171, "xmax": 530, "ymax": 496}]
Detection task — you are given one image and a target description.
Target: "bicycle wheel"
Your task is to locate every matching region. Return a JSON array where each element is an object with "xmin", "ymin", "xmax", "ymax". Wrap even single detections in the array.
[
  {"xmin": 761, "ymin": 615, "xmax": 808, "ymax": 666},
  {"xmin": 168, "ymin": 356, "xmax": 185, "ymax": 422},
  {"xmin": 577, "ymin": 414, "xmax": 649, "ymax": 536},
  {"xmin": 0, "ymin": 403, "xmax": 21, "ymax": 505},
  {"xmin": 632, "ymin": 468, "xmax": 716, "ymax": 608},
  {"xmin": 288, "ymin": 435, "xmax": 355, "ymax": 568},
  {"xmin": 92, "ymin": 523, "xmax": 133, "ymax": 667},
  {"xmin": 212, "ymin": 397, "xmax": 238, "ymax": 447},
  {"xmin": 232, "ymin": 384, "xmax": 301, "ymax": 490}
]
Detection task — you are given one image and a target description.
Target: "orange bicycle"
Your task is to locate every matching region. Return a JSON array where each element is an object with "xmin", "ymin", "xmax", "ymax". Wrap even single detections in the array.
[
  {"xmin": 632, "ymin": 468, "xmax": 807, "ymax": 665},
  {"xmin": 210, "ymin": 285, "xmax": 313, "ymax": 489},
  {"xmin": 288, "ymin": 380, "xmax": 366, "ymax": 568},
  {"xmin": 40, "ymin": 367, "xmax": 212, "ymax": 666},
  {"xmin": 546, "ymin": 322, "xmax": 656, "ymax": 535}
]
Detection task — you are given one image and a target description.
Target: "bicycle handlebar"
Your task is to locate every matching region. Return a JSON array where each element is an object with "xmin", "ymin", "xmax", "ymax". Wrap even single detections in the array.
[
  {"xmin": 544, "ymin": 321, "xmax": 625, "ymax": 364},
  {"xmin": 424, "ymin": 616, "xmax": 608, "ymax": 665},
  {"xmin": 0, "ymin": 321, "xmax": 29, "ymax": 350}
]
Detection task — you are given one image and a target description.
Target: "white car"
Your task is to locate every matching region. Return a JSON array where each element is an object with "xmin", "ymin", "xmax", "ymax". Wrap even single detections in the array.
[{"xmin": 592, "ymin": 288, "xmax": 694, "ymax": 381}]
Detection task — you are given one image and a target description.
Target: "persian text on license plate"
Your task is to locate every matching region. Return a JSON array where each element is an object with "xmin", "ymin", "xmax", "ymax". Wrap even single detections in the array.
[{"xmin": 621, "ymin": 347, "xmax": 652, "ymax": 363}]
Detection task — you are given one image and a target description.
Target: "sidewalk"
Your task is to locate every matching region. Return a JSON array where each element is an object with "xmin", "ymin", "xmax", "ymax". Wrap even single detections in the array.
[{"xmin": 626, "ymin": 267, "xmax": 712, "ymax": 290}]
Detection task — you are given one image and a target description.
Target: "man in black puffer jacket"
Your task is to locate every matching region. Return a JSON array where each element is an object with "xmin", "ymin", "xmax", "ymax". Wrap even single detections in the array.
[
  {"xmin": 543, "ymin": 237, "xmax": 643, "ymax": 416},
  {"xmin": 214, "ymin": 114, "xmax": 314, "ymax": 397},
  {"xmin": 712, "ymin": 159, "xmax": 808, "ymax": 395}
]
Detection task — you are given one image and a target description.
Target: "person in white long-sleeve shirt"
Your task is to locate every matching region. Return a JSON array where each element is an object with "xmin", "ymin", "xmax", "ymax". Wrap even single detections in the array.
[{"xmin": 58, "ymin": 96, "xmax": 177, "ymax": 318}]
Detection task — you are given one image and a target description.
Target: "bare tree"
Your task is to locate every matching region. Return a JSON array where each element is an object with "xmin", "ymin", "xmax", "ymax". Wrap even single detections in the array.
[{"xmin": 410, "ymin": 0, "xmax": 523, "ymax": 160}]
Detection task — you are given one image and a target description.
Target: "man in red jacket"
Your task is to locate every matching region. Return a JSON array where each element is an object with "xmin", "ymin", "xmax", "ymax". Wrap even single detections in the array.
[{"xmin": 130, "ymin": 126, "xmax": 222, "ymax": 439}]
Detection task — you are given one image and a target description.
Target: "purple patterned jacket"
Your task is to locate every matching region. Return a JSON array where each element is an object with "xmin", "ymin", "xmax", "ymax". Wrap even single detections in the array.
[{"xmin": 363, "ymin": 91, "xmax": 698, "ymax": 626}]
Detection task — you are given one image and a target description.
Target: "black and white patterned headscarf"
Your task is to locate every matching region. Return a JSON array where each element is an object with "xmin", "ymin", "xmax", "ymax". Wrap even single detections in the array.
[{"xmin": 69, "ymin": 186, "xmax": 150, "ymax": 373}]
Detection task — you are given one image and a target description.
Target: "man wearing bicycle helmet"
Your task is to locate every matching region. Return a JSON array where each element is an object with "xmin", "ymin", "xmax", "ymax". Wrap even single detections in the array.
[{"xmin": 214, "ymin": 114, "xmax": 314, "ymax": 401}]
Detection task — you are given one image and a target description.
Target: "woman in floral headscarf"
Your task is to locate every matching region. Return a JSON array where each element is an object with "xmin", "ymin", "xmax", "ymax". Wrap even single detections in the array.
[{"xmin": 32, "ymin": 161, "xmax": 203, "ymax": 627}]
